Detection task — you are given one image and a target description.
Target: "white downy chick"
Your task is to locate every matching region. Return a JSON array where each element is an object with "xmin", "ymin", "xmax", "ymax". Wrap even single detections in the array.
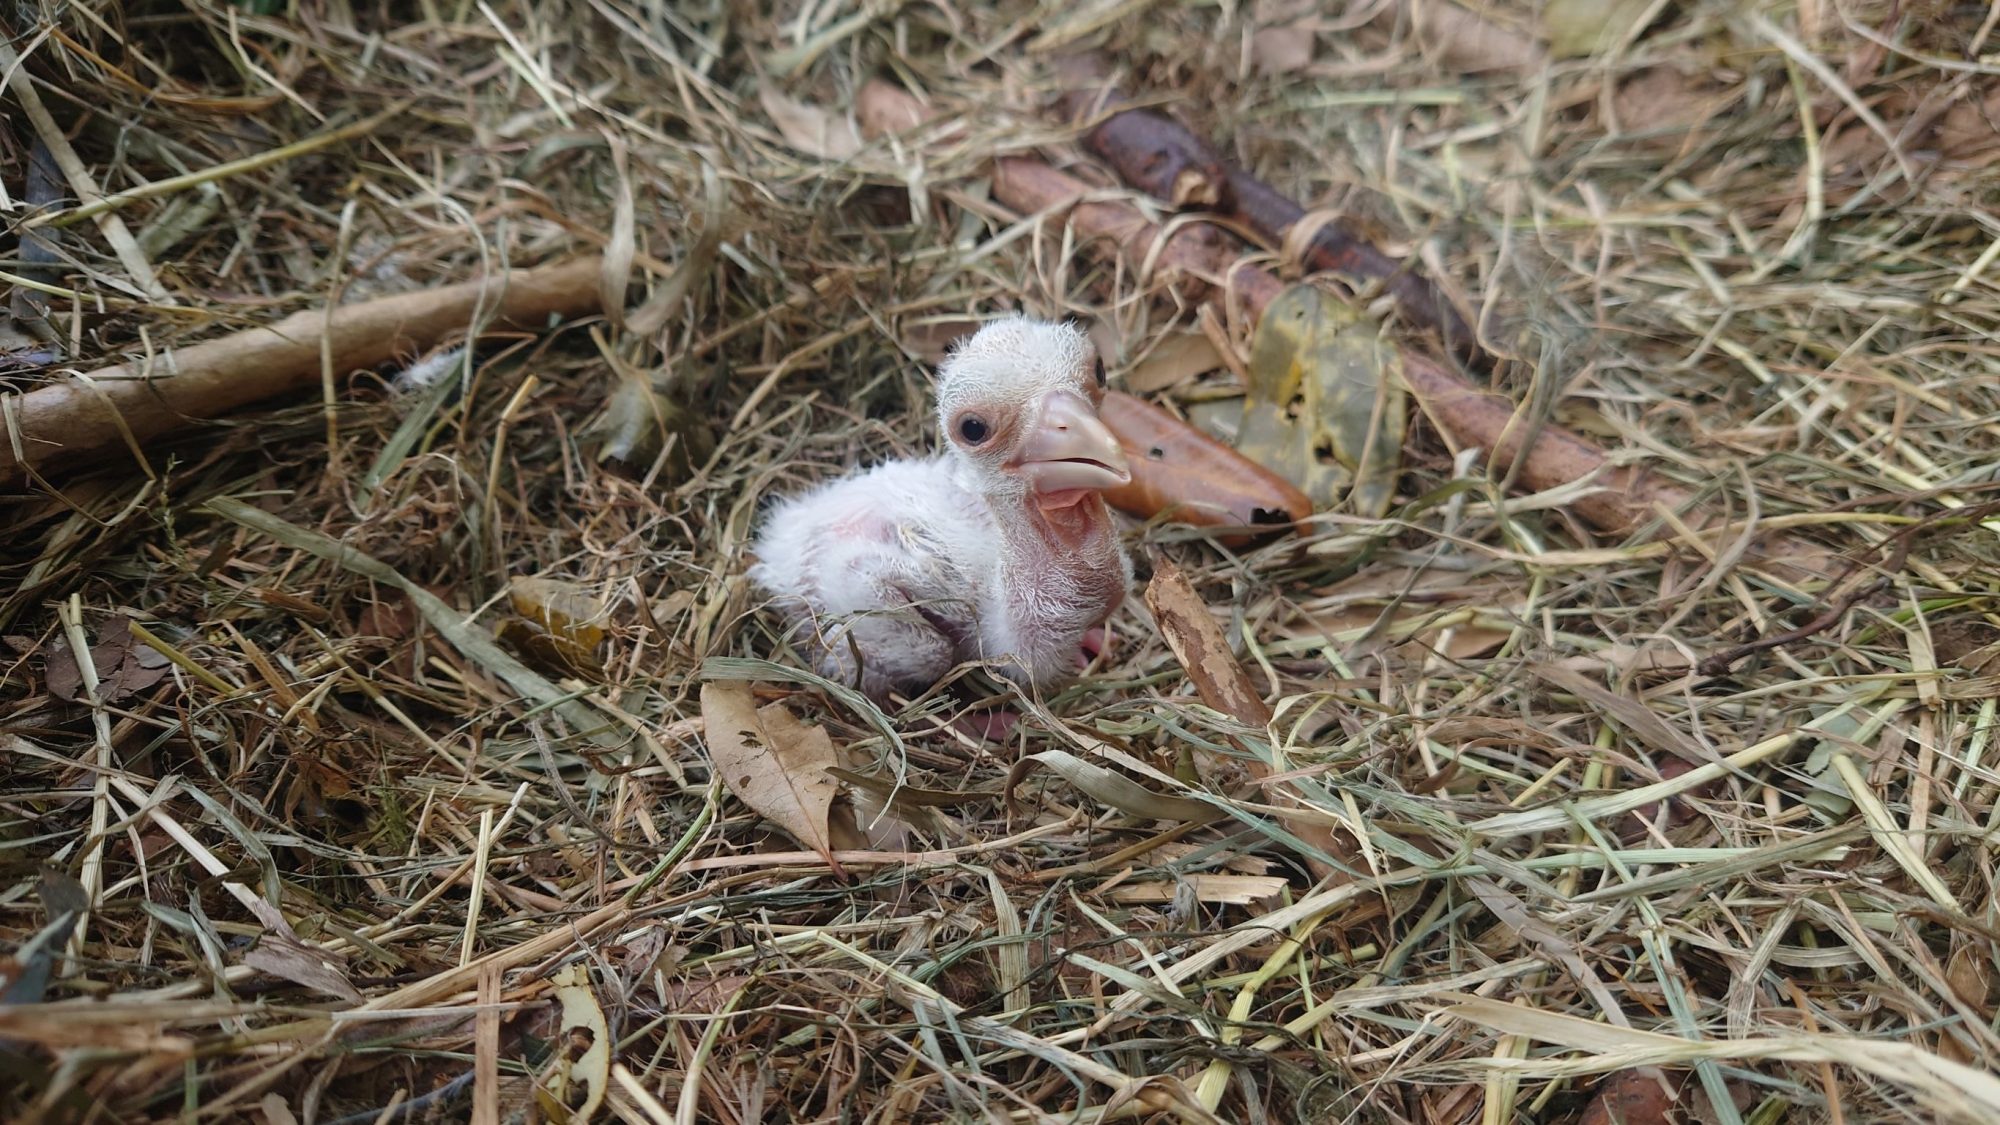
[{"xmin": 748, "ymin": 316, "xmax": 1134, "ymax": 704}]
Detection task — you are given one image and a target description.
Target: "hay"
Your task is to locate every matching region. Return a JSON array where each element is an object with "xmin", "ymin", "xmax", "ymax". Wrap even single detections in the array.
[{"xmin": 4, "ymin": 0, "xmax": 1999, "ymax": 1121}]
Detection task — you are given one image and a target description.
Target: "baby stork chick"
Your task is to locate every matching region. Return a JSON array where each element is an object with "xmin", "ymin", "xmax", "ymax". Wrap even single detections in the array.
[{"xmin": 748, "ymin": 316, "xmax": 1133, "ymax": 716}]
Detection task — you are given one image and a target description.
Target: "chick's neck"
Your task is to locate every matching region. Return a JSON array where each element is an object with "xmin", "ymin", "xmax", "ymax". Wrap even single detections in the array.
[
  {"xmin": 988, "ymin": 485, "xmax": 1113, "ymax": 556},
  {"xmin": 987, "ymin": 490, "xmax": 1125, "ymax": 628}
]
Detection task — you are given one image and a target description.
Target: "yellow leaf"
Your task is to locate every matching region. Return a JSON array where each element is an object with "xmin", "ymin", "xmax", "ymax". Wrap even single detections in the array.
[
  {"xmin": 546, "ymin": 964, "xmax": 610, "ymax": 1123},
  {"xmin": 1543, "ymin": 0, "xmax": 1653, "ymax": 58},
  {"xmin": 1241, "ymin": 283, "xmax": 1406, "ymax": 517}
]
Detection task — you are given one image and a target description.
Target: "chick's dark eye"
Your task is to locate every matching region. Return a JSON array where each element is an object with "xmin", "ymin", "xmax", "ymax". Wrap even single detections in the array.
[
  {"xmin": 1093, "ymin": 357, "xmax": 1107, "ymax": 387},
  {"xmin": 957, "ymin": 416, "xmax": 990, "ymax": 444}
]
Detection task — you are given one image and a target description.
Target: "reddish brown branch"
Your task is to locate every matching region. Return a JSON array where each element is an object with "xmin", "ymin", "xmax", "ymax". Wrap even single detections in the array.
[
  {"xmin": 1060, "ymin": 74, "xmax": 1484, "ymax": 368},
  {"xmin": 0, "ymin": 256, "xmax": 605, "ymax": 485}
]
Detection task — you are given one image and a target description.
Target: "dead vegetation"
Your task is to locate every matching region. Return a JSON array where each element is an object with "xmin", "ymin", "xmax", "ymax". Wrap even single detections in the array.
[{"xmin": 5, "ymin": 0, "xmax": 2000, "ymax": 1122}]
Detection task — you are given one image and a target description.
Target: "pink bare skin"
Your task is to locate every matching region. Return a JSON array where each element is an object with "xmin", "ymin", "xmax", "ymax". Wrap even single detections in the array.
[{"xmin": 748, "ymin": 317, "xmax": 1135, "ymax": 741}]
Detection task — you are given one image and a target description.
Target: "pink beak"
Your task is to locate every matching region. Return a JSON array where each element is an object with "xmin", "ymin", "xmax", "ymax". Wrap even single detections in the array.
[{"xmin": 1012, "ymin": 389, "xmax": 1131, "ymax": 508}]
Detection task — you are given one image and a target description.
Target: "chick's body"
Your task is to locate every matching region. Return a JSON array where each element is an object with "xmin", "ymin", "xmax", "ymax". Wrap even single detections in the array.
[{"xmin": 748, "ymin": 317, "xmax": 1133, "ymax": 702}]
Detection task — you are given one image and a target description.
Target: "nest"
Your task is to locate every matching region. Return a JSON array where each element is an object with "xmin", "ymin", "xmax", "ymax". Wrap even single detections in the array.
[{"xmin": 4, "ymin": 0, "xmax": 2000, "ymax": 1121}]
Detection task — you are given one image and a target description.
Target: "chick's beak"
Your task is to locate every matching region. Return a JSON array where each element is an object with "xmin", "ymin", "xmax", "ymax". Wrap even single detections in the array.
[{"xmin": 1013, "ymin": 389, "xmax": 1131, "ymax": 508}]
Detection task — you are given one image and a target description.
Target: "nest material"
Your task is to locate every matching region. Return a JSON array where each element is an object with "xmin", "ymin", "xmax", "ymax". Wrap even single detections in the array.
[{"xmin": 4, "ymin": 1, "xmax": 2000, "ymax": 1122}]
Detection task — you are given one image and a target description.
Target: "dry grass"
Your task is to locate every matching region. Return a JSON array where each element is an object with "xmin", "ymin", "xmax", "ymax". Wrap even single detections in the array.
[{"xmin": 5, "ymin": 0, "xmax": 2000, "ymax": 1121}]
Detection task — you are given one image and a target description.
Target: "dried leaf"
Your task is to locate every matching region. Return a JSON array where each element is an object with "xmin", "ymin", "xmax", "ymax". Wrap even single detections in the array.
[
  {"xmin": 509, "ymin": 577, "xmax": 607, "ymax": 647},
  {"xmin": 242, "ymin": 936, "xmax": 363, "ymax": 1003},
  {"xmin": 1411, "ymin": 0, "xmax": 1547, "ymax": 74},
  {"xmin": 545, "ymin": 964, "xmax": 610, "ymax": 1123},
  {"xmin": 1554, "ymin": 641, "xmax": 1694, "ymax": 679},
  {"xmin": 45, "ymin": 616, "xmax": 171, "ymax": 704},
  {"xmin": 1931, "ymin": 619, "xmax": 2000, "ymax": 673},
  {"xmin": 1529, "ymin": 664, "xmax": 1710, "ymax": 767},
  {"xmin": 903, "ymin": 316, "xmax": 981, "ymax": 362},
  {"xmin": 1022, "ymin": 749, "xmax": 1221, "ymax": 823},
  {"xmin": 1252, "ymin": 24, "xmax": 1315, "ymax": 74},
  {"xmin": 1241, "ymin": 284, "xmax": 1406, "ymax": 517},
  {"xmin": 1941, "ymin": 87, "xmax": 2000, "ymax": 163},
  {"xmin": 759, "ymin": 86, "xmax": 863, "ymax": 160},
  {"xmin": 258, "ymin": 1094, "xmax": 302, "ymax": 1125},
  {"xmin": 1946, "ymin": 941, "xmax": 1997, "ymax": 1016},
  {"xmin": 502, "ymin": 576, "xmax": 609, "ymax": 680},
  {"xmin": 584, "ymin": 372, "xmax": 714, "ymax": 482},
  {"xmin": 1125, "ymin": 331, "xmax": 1222, "ymax": 393},
  {"xmin": 1543, "ymin": 0, "xmax": 1652, "ymax": 58},
  {"xmin": 1579, "ymin": 1068, "xmax": 1688, "ymax": 1125},
  {"xmin": 235, "ymin": 892, "xmax": 363, "ymax": 1003},
  {"xmin": 1612, "ymin": 67, "xmax": 1726, "ymax": 134},
  {"xmin": 699, "ymin": 683, "xmax": 842, "ymax": 866},
  {"xmin": 354, "ymin": 595, "xmax": 418, "ymax": 643},
  {"xmin": 1105, "ymin": 874, "xmax": 1288, "ymax": 905}
]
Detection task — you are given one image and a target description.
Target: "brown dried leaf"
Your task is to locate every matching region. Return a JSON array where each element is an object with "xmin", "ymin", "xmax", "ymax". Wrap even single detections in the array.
[
  {"xmin": 1252, "ymin": 24, "xmax": 1315, "ymax": 74},
  {"xmin": 242, "ymin": 936, "xmax": 363, "ymax": 1003},
  {"xmin": 46, "ymin": 616, "xmax": 170, "ymax": 704},
  {"xmin": 1946, "ymin": 941, "xmax": 1997, "ymax": 1016},
  {"xmin": 547, "ymin": 964, "xmax": 610, "ymax": 1120},
  {"xmin": 509, "ymin": 577, "xmax": 607, "ymax": 650},
  {"xmin": 501, "ymin": 576, "xmax": 608, "ymax": 681},
  {"xmin": 1941, "ymin": 87, "xmax": 2000, "ymax": 163},
  {"xmin": 585, "ymin": 373, "xmax": 714, "ymax": 482},
  {"xmin": 759, "ymin": 86, "xmax": 863, "ymax": 160},
  {"xmin": 1125, "ymin": 331, "xmax": 1223, "ymax": 393},
  {"xmin": 699, "ymin": 683, "xmax": 842, "ymax": 866},
  {"xmin": 1580, "ymin": 1068, "xmax": 1687, "ymax": 1125},
  {"xmin": 1410, "ymin": 0, "xmax": 1547, "ymax": 74},
  {"xmin": 1612, "ymin": 67, "xmax": 1724, "ymax": 134},
  {"xmin": 1105, "ymin": 874, "xmax": 1288, "ymax": 905},
  {"xmin": 1530, "ymin": 664, "xmax": 1709, "ymax": 767},
  {"xmin": 904, "ymin": 316, "xmax": 981, "ymax": 362}
]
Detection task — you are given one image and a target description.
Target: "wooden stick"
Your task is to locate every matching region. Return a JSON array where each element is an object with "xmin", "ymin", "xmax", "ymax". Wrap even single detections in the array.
[{"xmin": 0, "ymin": 256, "xmax": 605, "ymax": 485}]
